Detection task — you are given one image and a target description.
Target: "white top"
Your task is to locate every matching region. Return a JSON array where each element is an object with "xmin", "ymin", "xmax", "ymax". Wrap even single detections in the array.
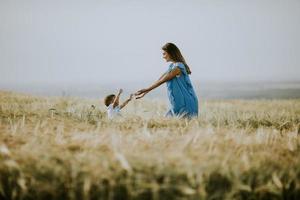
[{"xmin": 107, "ymin": 104, "xmax": 121, "ymax": 119}]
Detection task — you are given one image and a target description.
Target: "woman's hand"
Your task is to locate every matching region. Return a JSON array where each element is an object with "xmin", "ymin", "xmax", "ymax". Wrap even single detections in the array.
[
  {"xmin": 135, "ymin": 89, "xmax": 148, "ymax": 95},
  {"xmin": 135, "ymin": 89, "xmax": 149, "ymax": 99},
  {"xmin": 135, "ymin": 92, "xmax": 148, "ymax": 99}
]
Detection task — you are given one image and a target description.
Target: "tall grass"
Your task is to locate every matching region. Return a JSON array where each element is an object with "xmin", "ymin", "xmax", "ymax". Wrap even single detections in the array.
[{"xmin": 0, "ymin": 91, "xmax": 299, "ymax": 200}]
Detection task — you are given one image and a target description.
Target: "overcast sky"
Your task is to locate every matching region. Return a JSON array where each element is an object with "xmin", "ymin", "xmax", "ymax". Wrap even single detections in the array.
[{"xmin": 0, "ymin": 0, "xmax": 300, "ymax": 86}]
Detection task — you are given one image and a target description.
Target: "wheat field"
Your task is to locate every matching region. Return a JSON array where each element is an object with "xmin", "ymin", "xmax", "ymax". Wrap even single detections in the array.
[{"xmin": 0, "ymin": 90, "xmax": 299, "ymax": 200}]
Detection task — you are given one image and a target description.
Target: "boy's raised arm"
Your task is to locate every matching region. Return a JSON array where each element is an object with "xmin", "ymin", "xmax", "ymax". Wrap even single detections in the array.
[
  {"xmin": 112, "ymin": 89, "xmax": 122, "ymax": 108},
  {"xmin": 120, "ymin": 94, "xmax": 133, "ymax": 110}
]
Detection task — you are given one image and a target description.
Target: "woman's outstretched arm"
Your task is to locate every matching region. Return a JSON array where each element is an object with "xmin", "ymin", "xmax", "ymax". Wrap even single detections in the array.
[
  {"xmin": 146, "ymin": 69, "xmax": 180, "ymax": 90},
  {"xmin": 135, "ymin": 68, "xmax": 181, "ymax": 99}
]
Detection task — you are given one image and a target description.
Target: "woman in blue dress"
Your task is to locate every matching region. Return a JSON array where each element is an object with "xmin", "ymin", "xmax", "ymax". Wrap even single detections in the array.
[{"xmin": 135, "ymin": 43, "xmax": 198, "ymax": 118}]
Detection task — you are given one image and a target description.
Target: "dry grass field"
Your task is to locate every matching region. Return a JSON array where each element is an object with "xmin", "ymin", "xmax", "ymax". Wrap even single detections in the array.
[{"xmin": 0, "ymin": 91, "xmax": 299, "ymax": 200}]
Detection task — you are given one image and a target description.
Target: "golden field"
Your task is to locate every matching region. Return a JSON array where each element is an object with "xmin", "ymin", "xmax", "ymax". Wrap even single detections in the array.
[{"xmin": 0, "ymin": 91, "xmax": 299, "ymax": 200}]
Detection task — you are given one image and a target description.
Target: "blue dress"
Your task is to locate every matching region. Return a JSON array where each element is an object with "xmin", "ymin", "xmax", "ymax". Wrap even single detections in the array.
[{"xmin": 165, "ymin": 62, "xmax": 198, "ymax": 118}]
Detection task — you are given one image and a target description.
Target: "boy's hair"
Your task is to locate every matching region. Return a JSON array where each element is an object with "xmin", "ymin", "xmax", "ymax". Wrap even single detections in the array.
[{"xmin": 104, "ymin": 94, "xmax": 115, "ymax": 107}]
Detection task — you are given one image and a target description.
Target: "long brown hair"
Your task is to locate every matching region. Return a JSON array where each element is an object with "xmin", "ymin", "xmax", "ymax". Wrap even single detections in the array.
[{"xmin": 162, "ymin": 43, "xmax": 191, "ymax": 74}]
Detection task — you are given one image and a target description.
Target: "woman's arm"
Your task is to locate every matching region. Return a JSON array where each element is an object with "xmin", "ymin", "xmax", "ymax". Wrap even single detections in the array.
[
  {"xmin": 148, "ymin": 68, "xmax": 181, "ymax": 91},
  {"xmin": 157, "ymin": 72, "xmax": 167, "ymax": 81},
  {"xmin": 135, "ymin": 68, "xmax": 181, "ymax": 98}
]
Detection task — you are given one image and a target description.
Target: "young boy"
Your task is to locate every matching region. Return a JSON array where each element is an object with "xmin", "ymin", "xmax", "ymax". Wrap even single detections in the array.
[{"xmin": 104, "ymin": 89, "xmax": 133, "ymax": 119}]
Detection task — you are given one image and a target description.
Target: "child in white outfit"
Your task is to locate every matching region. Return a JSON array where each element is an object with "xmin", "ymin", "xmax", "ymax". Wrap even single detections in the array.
[{"xmin": 104, "ymin": 89, "xmax": 133, "ymax": 119}]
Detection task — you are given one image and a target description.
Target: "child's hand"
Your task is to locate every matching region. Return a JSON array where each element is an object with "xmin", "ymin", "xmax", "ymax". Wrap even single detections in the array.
[{"xmin": 129, "ymin": 94, "xmax": 134, "ymax": 100}]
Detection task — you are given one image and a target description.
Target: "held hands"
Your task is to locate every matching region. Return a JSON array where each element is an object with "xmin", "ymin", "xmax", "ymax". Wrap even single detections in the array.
[
  {"xmin": 135, "ymin": 89, "xmax": 149, "ymax": 99},
  {"xmin": 116, "ymin": 88, "xmax": 149, "ymax": 101}
]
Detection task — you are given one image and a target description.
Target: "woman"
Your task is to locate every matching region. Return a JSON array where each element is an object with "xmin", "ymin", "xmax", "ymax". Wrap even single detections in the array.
[{"xmin": 135, "ymin": 43, "xmax": 198, "ymax": 118}]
